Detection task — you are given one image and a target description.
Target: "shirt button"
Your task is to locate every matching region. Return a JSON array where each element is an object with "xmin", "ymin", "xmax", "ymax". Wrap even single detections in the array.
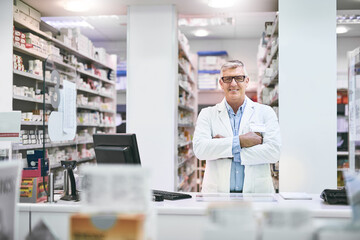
[
  {"xmin": 236, "ymin": 171, "xmax": 239, "ymax": 174},
  {"xmin": 236, "ymin": 186, "xmax": 238, "ymax": 189}
]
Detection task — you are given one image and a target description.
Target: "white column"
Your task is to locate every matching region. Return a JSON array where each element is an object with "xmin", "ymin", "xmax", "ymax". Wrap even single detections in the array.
[
  {"xmin": 0, "ymin": 1, "xmax": 13, "ymax": 111},
  {"xmin": 127, "ymin": 5, "xmax": 178, "ymax": 190},
  {"xmin": 278, "ymin": 0, "xmax": 337, "ymax": 193}
]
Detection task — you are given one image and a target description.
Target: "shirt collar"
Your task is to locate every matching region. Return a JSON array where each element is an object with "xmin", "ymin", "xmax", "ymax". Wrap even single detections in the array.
[{"xmin": 225, "ymin": 98, "xmax": 247, "ymax": 115}]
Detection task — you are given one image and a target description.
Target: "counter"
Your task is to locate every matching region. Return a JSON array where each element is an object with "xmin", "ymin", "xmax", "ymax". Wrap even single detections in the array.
[{"xmin": 18, "ymin": 193, "xmax": 353, "ymax": 240}]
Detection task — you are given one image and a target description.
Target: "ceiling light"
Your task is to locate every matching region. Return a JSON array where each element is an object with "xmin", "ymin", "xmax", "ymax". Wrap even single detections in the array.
[
  {"xmin": 178, "ymin": 17, "xmax": 234, "ymax": 27},
  {"xmin": 336, "ymin": 26, "xmax": 348, "ymax": 34},
  {"xmin": 44, "ymin": 20, "xmax": 94, "ymax": 29},
  {"xmin": 194, "ymin": 29, "xmax": 209, "ymax": 37},
  {"xmin": 208, "ymin": 0, "xmax": 235, "ymax": 8},
  {"xmin": 63, "ymin": 0, "xmax": 93, "ymax": 12}
]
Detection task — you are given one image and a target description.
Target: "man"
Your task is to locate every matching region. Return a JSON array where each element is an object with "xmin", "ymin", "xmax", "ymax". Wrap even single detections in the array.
[{"xmin": 193, "ymin": 60, "xmax": 281, "ymax": 193}]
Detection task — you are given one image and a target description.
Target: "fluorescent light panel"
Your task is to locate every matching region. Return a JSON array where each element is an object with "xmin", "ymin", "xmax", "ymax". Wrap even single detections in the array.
[
  {"xmin": 337, "ymin": 14, "xmax": 360, "ymax": 24},
  {"xmin": 44, "ymin": 20, "xmax": 94, "ymax": 29},
  {"xmin": 179, "ymin": 17, "xmax": 234, "ymax": 27}
]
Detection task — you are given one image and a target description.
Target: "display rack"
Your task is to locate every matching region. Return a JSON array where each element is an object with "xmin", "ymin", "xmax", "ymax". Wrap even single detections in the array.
[
  {"xmin": 177, "ymin": 31, "xmax": 197, "ymax": 192},
  {"xmin": 256, "ymin": 13, "xmax": 279, "ymax": 192},
  {"xmin": 336, "ymin": 89, "xmax": 349, "ymax": 187},
  {"xmin": 12, "ymin": 1, "xmax": 116, "ymax": 189},
  {"xmin": 346, "ymin": 47, "xmax": 360, "ymax": 178}
]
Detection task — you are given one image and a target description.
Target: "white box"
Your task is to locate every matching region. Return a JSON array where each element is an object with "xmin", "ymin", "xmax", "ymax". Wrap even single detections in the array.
[
  {"xmin": 15, "ymin": 0, "xmax": 30, "ymax": 15},
  {"xmin": 29, "ymin": 7, "xmax": 41, "ymax": 22}
]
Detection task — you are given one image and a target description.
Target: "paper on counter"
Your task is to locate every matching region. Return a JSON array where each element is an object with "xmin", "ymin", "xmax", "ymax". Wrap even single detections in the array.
[{"xmin": 279, "ymin": 192, "xmax": 312, "ymax": 200}]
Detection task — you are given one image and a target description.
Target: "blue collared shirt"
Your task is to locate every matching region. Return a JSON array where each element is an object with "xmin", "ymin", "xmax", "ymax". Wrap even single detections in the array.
[{"xmin": 225, "ymin": 99, "xmax": 246, "ymax": 192}]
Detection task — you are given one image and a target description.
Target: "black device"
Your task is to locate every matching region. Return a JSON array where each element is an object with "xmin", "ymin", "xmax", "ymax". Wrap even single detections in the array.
[
  {"xmin": 93, "ymin": 133, "xmax": 192, "ymax": 201},
  {"xmin": 93, "ymin": 133, "xmax": 141, "ymax": 165},
  {"xmin": 60, "ymin": 160, "xmax": 79, "ymax": 201},
  {"xmin": 320, "ymin": 188, "xmax": 348, "ymax": 205}
]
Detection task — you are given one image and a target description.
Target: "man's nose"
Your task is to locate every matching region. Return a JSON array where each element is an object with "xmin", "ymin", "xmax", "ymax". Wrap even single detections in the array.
[{"xmin": 230, "ymin": 78, "xmax": 237, "ymax": 85}]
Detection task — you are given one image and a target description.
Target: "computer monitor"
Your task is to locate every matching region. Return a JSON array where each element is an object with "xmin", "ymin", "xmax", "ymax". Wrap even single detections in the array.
[{"xmin": 93, "ymin": 133, "xmax": 141, "ymax": 165}]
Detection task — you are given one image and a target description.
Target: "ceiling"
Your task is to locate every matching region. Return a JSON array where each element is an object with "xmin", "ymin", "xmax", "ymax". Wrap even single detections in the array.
[
  {"xmin": 22, "ymin": 0, "xmax": 360, "ymax": 42},
  {"xmin": 24, "ymin": 0, "xmax": 278, "ymax": 41}
]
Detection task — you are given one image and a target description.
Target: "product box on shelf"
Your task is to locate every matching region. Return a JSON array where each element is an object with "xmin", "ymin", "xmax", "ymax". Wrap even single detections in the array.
[{"xmin": 20, "ymin": 176, "xmax": 48, "ymax": 203}]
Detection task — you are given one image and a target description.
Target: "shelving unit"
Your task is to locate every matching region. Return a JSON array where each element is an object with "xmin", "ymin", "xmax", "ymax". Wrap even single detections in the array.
[
  {"xmin": 177, "ymin": 31, "xmax": 197, "ymax": 192},
  {"xmin": 11, "ymin": 2, "xmax": 116, "ymax": 188},
  {"xmin": 257, "ymin": 13, "xmax": 279, "ymax": 192},
  {"xmin": 337, "ymin": 89, "xmax": 349, "ymax": 187},
  {"xmin": 347, "ymin": 47, "xmax": 360, "ymax": 174}
]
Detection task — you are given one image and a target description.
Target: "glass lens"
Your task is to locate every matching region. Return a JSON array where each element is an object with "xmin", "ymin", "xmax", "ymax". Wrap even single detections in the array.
[
  {"xmin": 234, "ymin": 75, "xmax": 245, "ymax": 82},
  {"xmin": 221, "ymin": 75, "xmax": 246, "ymax": 83}
]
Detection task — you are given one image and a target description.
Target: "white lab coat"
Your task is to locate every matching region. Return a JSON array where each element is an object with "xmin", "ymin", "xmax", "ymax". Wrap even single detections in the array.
[{"xmin": 193, "ymin": 97, "xmax": 281, "ymax": 193}]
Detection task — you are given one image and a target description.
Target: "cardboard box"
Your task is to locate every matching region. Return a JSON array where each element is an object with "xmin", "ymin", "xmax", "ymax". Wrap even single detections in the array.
[
  {"xmin": 29, "ymin": 7, "xmax": 41, "ymax": 22},
  {"xmin": 15, "ymin": 0, "xmax": 30, "ymax": 15},
  {"xmin": 70, "ymin": 214, "xmax": 145, "ymax": 240}
]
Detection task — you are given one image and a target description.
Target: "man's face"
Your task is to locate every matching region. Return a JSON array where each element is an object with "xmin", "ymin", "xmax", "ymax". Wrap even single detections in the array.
[{"xmin": 219, "ymin": 67, "xmax": 249, "ymax": 102}]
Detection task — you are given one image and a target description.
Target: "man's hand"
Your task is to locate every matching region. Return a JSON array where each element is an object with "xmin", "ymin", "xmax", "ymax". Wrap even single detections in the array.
[
  {"xmin": 213, "ymin": 134, "xmax": 224, "ymax": 139},
  {"xmin": 239, "ymin": 132, "xmax": 263, "ymax": 148}
]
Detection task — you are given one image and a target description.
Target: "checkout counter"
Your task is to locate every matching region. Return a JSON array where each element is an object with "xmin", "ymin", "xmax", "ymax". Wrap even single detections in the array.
[{"xmin": 17, "ymin": 193, "xmax": 353, "ymax": 240}]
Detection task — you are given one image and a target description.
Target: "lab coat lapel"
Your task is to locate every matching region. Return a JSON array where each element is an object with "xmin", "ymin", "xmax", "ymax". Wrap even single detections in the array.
[
  {"xmin": 217, "ymin": 98, "xmax": 233, "ymax": 136},
  {"xmin": 239, "ymin": 97, "xmax": 255, "ymax": 133}
]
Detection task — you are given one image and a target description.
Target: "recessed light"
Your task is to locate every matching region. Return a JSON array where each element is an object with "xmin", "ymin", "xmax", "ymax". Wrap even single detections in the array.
[
  {"xmin": 63, "ymin": 0, "xmax": 93, "ymax": 12},
  {"xmin": 336, "ymin": 26, "xmax": 348, "ymax": 34},
  {"xmin": 208, "ymin": 0, "xmax": 235, "ymax": 8},
  {"xmin": 194, "ymin": 29, "xmax": 209, "ymax": 37}
]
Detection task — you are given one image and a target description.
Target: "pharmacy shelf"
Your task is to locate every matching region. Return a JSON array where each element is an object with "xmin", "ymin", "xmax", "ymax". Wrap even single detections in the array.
[
  {"xmin": 178, "ymin": 141, "xmax": 192, "ymax": 148},
  {"xmin": 264, "ymin": 71, "xmax": 278, "ymax": 87},
  {"xmin": 178, "ymin": 62, "xmax": 195, "ymax": 84},
  {"xmin": 21, "ymin": 121, "xmax": 47, "ymax": 126},
  {"xmin": 13, "ymin": 45, "xmax": 76, "ymax": 71},
  {"xmin": 178, "ymin": 153, "xmax": 195, "ymax": 168},
  {"xmin": 178, "ymin": 104, "xmax": 195, "ymax": 112},
  {"xmin": 77, "ymin": 68, "xmax": 115, "ymax": 85},
  {"xmin": 77, "ymin": 105, "xmax": 115, "ymax": 114},
  {"xmin": 77, "ymin": 87, "xmax": 115, "ymax": 99},
  {"xmin": 269, "ymin": 95, "xmax": 279, "ymax": 107},
  {"xmin": 14, "ymin": 20, "xmax": 114, "ymax": 70},
  {"xmin": 12, "ymin": 138, "xmax": 93, "ymax": 151},
  {"xmin": 179, "ymin": 83, "xmax": 192, "ymax": 95},
  {"xmin": 270, "ymin": 15, "xmax": 279, "ymax": 36},
  {"xmin": 13, "ymin": 95, "xmax": 51, "ymax": 105},
  {"xmin": 337, "ymin": 151, "xmax": 349, "ymax": 156},
  {"xmin": 178, "ymin": 42, "xmax": 194, "ymax": 67},
  {"xmin": 265, "ymin": 45, "xmax": 278, "ymax": 69},
  {"xmin": 178, "ymin": 123, "xmax": 194, "ymax": 128},
  {"xmin": 77, "ymin": 123, "xmax": 116, "ymax": 128},
  {"xmin": 177, "ymin": 168, "xmax": 196, "ymax": 189},
  {"xmin": 51, "ymin": 156, "xmax": 96, "ymax": 169}
]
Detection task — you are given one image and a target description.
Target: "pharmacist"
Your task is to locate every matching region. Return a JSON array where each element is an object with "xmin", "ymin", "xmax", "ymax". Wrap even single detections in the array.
[{"xmin": 193, "ymin": 60, "xmax": 281, "ymax": 193}]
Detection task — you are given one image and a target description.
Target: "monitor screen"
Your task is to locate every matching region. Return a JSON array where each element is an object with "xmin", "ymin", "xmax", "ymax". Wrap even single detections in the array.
[{"xmin": 93, "ymin": 133, "xmax": 141, "ymax": 165}]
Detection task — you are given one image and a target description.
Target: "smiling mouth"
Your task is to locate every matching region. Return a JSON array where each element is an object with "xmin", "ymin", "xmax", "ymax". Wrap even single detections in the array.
[{"xmin": 229, "ymin": 89, "xmax": 239, "ymax": 92}]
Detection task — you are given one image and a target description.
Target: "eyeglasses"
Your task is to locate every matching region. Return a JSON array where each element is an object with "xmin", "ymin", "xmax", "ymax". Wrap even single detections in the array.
[{"xmin": 221, "ymin": 75, "xmax": 247, "ymax": 83}]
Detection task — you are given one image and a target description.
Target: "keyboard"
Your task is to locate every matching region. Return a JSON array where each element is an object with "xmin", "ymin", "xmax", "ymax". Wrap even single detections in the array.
[{"xmin": 152, "ymin": 190, "xmax": 192, "ymax": 201}]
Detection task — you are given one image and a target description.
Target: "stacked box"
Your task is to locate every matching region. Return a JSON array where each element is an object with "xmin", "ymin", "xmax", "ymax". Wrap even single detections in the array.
[
  {"xmin": 13, "ymin": 0, "xmax": 41, "ymax": 29},
  {"xmin": 13, "ymin": 54, "xmax": 25, "ymax": 71},
  {"xmin": 13, "ymin": 29, "xmax": 26, "ymax": 48},
  {"xmin": 95, "ymin": 47, "xmax": 107, "ymax": 63}
]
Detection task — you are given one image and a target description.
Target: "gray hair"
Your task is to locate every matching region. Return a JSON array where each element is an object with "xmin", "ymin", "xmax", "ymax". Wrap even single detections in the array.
[{"xmin": 220, "ymin": 60, "xmax": 248, "ymax": 76}]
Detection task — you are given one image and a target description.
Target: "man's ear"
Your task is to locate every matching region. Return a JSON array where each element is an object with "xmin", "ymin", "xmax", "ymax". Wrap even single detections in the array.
[{"xmin": 219, "ymin": 79, "xmax": 224, "ymax": 89}]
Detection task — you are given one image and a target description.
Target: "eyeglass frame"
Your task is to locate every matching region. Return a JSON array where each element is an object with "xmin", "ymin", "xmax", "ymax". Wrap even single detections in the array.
[{"xmin": 220, "ymin": 75, "xmax": 247, "ymax": 83}]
